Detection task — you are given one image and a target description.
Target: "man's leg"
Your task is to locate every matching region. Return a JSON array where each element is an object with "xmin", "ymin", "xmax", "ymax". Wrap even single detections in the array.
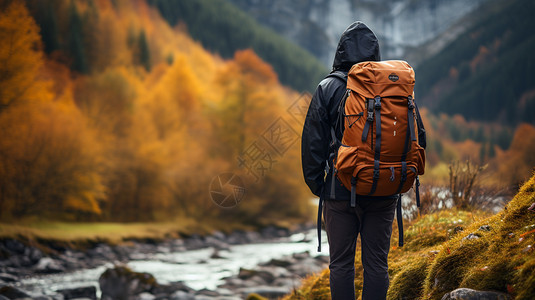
[
  {"xmin": 359, "ymin": 197, "xmax": 397, "ymax": 300},
  {"xmin": 323, "ymin": 200, "xmax": 359, "ymax": 300}
]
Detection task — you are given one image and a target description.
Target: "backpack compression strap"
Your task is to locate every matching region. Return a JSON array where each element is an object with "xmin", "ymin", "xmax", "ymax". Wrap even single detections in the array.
[
  {"xmin": 395, "ymin": 96, "xmax": 419, "ymax": 247},
  {"xmin": 317, "ymin": 194, "xmax": 324, "ymax": 252},
  {"xmin": 395, "ymin": 96, "xmax": 416, "ymax": 194},
  {"xmin": 369, "ymin": 96, "xmax": 382, "ymax": 195},
  {"xmin": 397, "ymin": 194, "xmax": 404, "ymax": 247},
  {"xmin": 361, "ymin": 99, "xmax": 375, "ymax": 142}
]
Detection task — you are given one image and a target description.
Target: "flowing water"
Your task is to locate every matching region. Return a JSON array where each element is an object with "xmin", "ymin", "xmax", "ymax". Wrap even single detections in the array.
[{"xmin": 14, "ymin": 229, "xmax": 329, "ymax": 297}]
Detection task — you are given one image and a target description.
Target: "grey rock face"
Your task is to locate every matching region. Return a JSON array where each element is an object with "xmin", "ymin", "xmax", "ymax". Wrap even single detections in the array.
[{"xmin": 227, "ymin": 0, "xmax": 489, "ymax": 66}]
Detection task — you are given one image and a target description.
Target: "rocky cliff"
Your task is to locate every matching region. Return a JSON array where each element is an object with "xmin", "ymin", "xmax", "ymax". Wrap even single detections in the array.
[{"xmin": 227, "ymin": 0, "xmax": 489, "ymax": 67}]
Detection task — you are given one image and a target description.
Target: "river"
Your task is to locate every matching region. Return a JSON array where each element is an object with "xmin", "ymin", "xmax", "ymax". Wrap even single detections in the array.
[{"xmin": 13, "ymin": 229, "xmax": 329, "ymax": 298}]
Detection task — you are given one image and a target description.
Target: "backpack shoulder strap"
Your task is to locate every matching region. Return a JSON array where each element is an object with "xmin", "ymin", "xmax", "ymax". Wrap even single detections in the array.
[
  {"xmin": 326, "ymin": 70, "xmax": 347, "ymax": 84},
  {"xmin": 414, "ymin": 103, "xmax": 426, "ymax": 149}
]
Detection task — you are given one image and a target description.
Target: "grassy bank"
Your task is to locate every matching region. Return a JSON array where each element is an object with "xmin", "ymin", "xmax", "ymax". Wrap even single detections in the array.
[
  {"xmin": 284, "ymin": 173, "xmax": 535, "ymax": 300},
  {"xmin": 0, "ymin": 215, "xmax": 303, "ymax": 251}
]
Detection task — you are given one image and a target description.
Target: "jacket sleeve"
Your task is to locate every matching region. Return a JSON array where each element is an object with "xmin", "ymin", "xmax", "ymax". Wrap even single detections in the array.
[{"xmin": 301, "ymin": 83, "xmax": 331, "ymax": 196}]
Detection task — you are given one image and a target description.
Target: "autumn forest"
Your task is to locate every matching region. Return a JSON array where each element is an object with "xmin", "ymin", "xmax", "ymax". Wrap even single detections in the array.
[
  {"xmin": 0, "ymin": 0, "xmax": 534, "ymax": 229},
  {"xmin": 0, "ymin": 0, "xmax": 311, "ymax": 227}
]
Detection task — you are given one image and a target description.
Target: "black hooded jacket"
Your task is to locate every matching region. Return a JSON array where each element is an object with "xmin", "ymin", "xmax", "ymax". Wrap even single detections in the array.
[{"xmin": 301, "ymin": 22, "xmax": 381, "ymax": 200}]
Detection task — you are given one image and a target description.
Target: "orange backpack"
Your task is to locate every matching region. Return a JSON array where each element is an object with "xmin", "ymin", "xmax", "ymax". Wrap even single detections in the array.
[
  {"xmin": 317, "ymin": 60, "xmax": 426, "ymax": 249},
  {"xmin": 332, "ymin": 60, "xmax": 425, "ymax": 206}
]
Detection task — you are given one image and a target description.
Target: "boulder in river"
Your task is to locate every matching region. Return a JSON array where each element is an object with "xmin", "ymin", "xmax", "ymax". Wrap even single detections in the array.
[
  {"xmin": 99, "ymin": 266, "xmax": 157, "ymax": 300},
  {"xmin": 56, "ymin": 285, "xmax": 97, "ymax": 300},
  {"xmin": 0, "ymin": 285, "xmax": 31, "ymax": 299},
  {"xmin": 0, "ymin": 273, "xmax": 17, "ymax": 283},
  {"xmin": 238, "ymin": 268, "xmax": 275, "ymax": 283}
]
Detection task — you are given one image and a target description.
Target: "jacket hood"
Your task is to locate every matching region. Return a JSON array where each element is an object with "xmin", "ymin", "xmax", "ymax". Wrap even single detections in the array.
[{"xmin": 332, "ymin": 21, "xmax": 381, "ymax": 72}]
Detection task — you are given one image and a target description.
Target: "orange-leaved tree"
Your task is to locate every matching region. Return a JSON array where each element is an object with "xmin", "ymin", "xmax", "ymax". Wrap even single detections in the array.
[
  {"xmin": 0, "ymin": 2, "xmax": 105, "ymax": 220},
  {"xmin": 0, "ymin": 0, "xmax": 52, "ymax": 112}
]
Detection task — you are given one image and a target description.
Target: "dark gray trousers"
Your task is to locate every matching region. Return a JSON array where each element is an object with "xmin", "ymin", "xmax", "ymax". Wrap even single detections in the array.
[{"xmin": 323, "ymin": 197, "xmax": 397, "ymax": 300}]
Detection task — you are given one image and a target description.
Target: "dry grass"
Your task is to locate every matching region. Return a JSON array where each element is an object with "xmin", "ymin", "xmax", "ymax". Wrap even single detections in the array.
[{"xmin": 0, "ymin": 216, "xmax": 255, "ymax": 249}]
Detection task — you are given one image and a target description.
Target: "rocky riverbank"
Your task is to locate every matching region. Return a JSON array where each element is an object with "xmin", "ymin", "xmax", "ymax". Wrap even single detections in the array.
[{"xmin": 0, "ymin": 224, "xmax": 328, "ymax": 299}]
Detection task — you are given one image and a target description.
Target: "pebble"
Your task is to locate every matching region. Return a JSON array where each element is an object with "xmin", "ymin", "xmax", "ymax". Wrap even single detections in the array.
[
  {"xmin": 441, "ymin": 287, "xmax": 511, "ymax": 299},
  {"xmin": 462, "ymin": 233, "xmax": 481, "ymax": 241},
  {"xmin": 478, "ymin": 225, "xmax": 491, "ymax": 231}
]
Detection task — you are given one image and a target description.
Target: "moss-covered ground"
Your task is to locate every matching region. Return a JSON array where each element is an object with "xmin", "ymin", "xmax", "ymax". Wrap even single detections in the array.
[{"xmin": 284, "ymin": 174, "xmax": 535, "ymax": 300}]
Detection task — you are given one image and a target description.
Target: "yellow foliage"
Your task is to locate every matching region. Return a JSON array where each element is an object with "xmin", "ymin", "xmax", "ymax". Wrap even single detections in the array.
[
  {"xmin": 0, "ymin": 1, "xmax": 53, "ymax": 110},
  {"xmin": 491, "ymin": 123, "xmax": 535, "ymax": 188},
  {"xmin": 0, "ymin": 101, "xmax": 105, "ymax": 220},
  {"xmin": 0, "ymin": 0, "xmax": 313, "ymax": 227}
]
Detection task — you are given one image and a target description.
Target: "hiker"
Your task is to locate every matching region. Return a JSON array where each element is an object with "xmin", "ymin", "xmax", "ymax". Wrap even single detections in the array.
[{"xmin": 301, "ymin": 22, "xmax": 398, "ymax": 300}]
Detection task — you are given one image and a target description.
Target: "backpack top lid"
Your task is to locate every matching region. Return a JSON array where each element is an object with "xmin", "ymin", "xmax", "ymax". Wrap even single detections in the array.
[{"xmin": 347, "ymin": 60, "xmax": 415, "ymax": 99}]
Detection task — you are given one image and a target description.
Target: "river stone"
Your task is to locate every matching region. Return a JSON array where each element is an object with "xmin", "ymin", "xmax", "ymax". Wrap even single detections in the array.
[
  {"xmin": 250, "ymin": 231, "xmax": 265, "ymax": 242},
  {"xmin": 260, "ymin": 226, "xmax": 286, "ymax": 239},
  {"xmin": 239, "ymin": 286, "xmax": 291, "ymax": 299},
  {"xmin": 3, "ymin": 239, "xmax": 25, "ymax": 254},
  {"xmin": 34, "ymin": 257, "xmax": 65, "ymax": 273},
  {"xmin": 152, "ymin": 281, "xmax": 193, "ymax": 295},
  {"xmin": 193, "ymin": 296, "xmax": 216, "ymax": 300},
  {"xmin": 238, "ymin": 268, "xmax": 275, "ymax": 283},
  {"xmin": 0, "ymin": 273, "xmax": 17, "ymax": 282},
  {"xmin": 260, "ymin": 258, "xmax": 292, "ymax": 268},
  {"xmin": 258, "ymin": 266, "xmax": 291, "ymax": 279},
  {"xmin": 169, "ymin": 290, "xmax": 195, "ymax": 300},
  {"xmin": 4, "ymin": 253, "xmax": 32, "ymax": 268},
  {"xmin": 288, "ymin": 257, "xmax": 324, "ymax": 277},
  {"xmin": 87, "ymin": 244, "xmax": 116, "ymax": 261},
  {"xmin": 56, "ymin": 286, "xmax": 97, "ymax": 300},
  {"xmin": 441, "ymin": 288, "xmax": 511, "ymax": 300},
  {"xmin": 204, "ymin": 237, "xmax": 229, "ymax": 251},
  {"xmin": 196, "ymin": 289, "xmax": 219, "ymax": 297},
  {"xmin": 136, "ymin": 292, "xmax": 155, "ymax": 300},
  {"xmin": 99, "ymin": 266, "xmax": 158, "ymax": 300},
  {"xmin": 26, "ymin": 247, "xmax": 44, "ymax": 265},
  {"xmin": 31, "ymin": 296, "xmax": 54, "ymax": 300},
  {"xmin": 211, "ymin": 231, "xmax": 226, "ymax": 240},
  {"xmin": 292, "ymin": 252, "xmax": 310, "ymax": 260},
  {"xmin": 0, "ymin": 285, "xmax": 31, "ymax": 299}
]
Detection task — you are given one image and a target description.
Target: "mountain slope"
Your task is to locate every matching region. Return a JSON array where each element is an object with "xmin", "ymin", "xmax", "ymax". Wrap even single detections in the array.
[
  {"xmin": 148, "ymin": 0, "xmax": 328, "ymax": 92},
  {"xmin": 226, "ymin": 0, "xmax": 489, "ymax": 67},
  {"xmin": 416, "ymin": 0, "xmax": 535, "ymax": 125}
]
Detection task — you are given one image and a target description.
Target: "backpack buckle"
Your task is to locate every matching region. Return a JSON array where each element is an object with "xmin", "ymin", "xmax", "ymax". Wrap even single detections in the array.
[
  {"xmin": 408, "ymin": 96, "xmax": 414, "ymax": 110},
  {"xmin": 366, "ymin": 99, "xmax": 374, "ymax": 122},
  {"xmin": 374, "ymin": 96, "xmax": 381, "ymax": 110},
  {"xmin": 373, "ymin": 169, "xmax": 380, "ymax": 180}
]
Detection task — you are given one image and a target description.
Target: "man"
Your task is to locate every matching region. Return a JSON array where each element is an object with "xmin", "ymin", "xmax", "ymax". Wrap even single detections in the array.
[{"xmin": 301, "ymin": 22, "xmax": 398, "ymax": 300}]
